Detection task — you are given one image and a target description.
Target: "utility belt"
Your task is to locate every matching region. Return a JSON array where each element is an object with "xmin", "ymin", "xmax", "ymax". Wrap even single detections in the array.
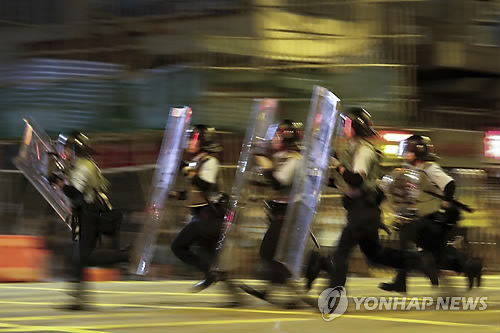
[
  {"xmin": 342, "ymin": 186, "xmax": 385, "ymax": 210},
  {"xmin": 71, "ymin": 192, "xmax": 122, "ymax": 242},
  {"xmin": 264, "ymin": 200, "xmax": 288, "ymax": 225},
  {"xmin": 186, "ymin": 189, "xmax": 208, "ymax": 208}
]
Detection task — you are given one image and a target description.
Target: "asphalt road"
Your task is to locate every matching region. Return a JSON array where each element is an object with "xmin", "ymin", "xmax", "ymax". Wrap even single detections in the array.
[{"xmin": 0, "ymin": 276, "xmax": 498, "ymax": 333}]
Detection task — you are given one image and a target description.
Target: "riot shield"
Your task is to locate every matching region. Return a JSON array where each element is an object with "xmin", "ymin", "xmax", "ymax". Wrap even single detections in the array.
[
  {"xmin": 130, "ymin": 107, "xmax": 192, "ymax": 275},
  {"xmin": 274, "ymin": 86, "xmax": 341, "ymax": 280},
  {"xmin": 213, "ymin": 99, "xmax": 278, "ymax": 272},
  {"xmin": 379, "ymin": 167, "xmax": 421, "ymax": 219},
  {"xmin": 13, "ymin": 117, "xmax": 72, "ymax": 227}
]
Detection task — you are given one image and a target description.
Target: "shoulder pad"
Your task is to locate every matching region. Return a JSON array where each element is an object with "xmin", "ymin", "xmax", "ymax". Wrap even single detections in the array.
[{"xmin": 286, "ymin": 151, "xmax": 302, "ymax": 159}]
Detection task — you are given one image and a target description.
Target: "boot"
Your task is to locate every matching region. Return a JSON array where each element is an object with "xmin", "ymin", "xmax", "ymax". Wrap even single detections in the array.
[
  {"xmin": 304, "ymin": 250, "xmax": 322, "ymax": 291},
  {"xmin": 191, "ymin": 271, "xmax": 217, "ymax": 293},
  {"xmin": 465, "ymin": 257, "xmax": 483, "ymax": 289},
  {"xmin": 419, "ymin": 251, "xmax": 439, "ymax": 286},
  {"xmin": 58, "ymin": 283, "xmax": 90, "ymax": 311},
  {"xmin": 240, "ymin": 283, "xmax": 269, "ymax": 301},
  {"xmin": 378, "ymin": 281, "xmax": 407, "ymax": 293}
]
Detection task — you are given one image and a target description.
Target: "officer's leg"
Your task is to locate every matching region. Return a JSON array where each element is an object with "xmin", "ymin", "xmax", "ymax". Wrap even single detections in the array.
[
  {"xmin": 379, "ymin": 221, "xmax": 419, "ymax": 292},
  {"xmin": 329, "ymin": 225, "xmax": 358, "ymax": 288},
  {"xmin": 360, "ymin": 225, "xmax": 439, "ymax": 286},
  {"xmin": 63, "ymin": 205, "xmax": 98, "ymax": 310},
  {"xmin": 359, "ymin": 227, "xmax": 409, "ymax": 269},
  {"xmin": 304, "ymin": 249, "xmax": 323, "ymax": 291},
  {"xmin": 242, "ymin": 204, "xmax": 288, "ymax": 301},
  {"xmin": 259, "ymin": 210, "xmax": 289, "ymax": 284},
  {"xmin": 190, "ymin": 207, "xmax": 225, "ymax": 292},
  {"xmin": 171, "ymin": 213, "xmax": 210, "ymax": 274},
  {"xmin": 86, "ymin": 249, "xmax": 129, "ymax": 266}
]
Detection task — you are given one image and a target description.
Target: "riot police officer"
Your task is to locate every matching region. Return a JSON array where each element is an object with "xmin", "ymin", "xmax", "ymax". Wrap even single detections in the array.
[
  {"xmin": 54, "ymin": 132, "xmax": 129, "ymax": 310},
  {"xmin": 170, "ymin": 125, "xmax": 225, "ymax": 292},
  {"xmin": 239, "ymin": 120, "xmax": 303, "ymax": 304},
  {"xmin": 379, "ymin": 135, "xmax": 483, "ymax": 293},
  {"xmin": 327, "ymin": 108, "xmax": 439, "ymax": 289}
]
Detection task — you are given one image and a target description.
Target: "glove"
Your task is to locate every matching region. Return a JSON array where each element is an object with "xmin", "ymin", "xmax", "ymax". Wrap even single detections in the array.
[
  {"xmin": 168, "ymin": 191, "xmax": 186, "ymax": 200},
  {"xmin": 47, "ymin": 173, "xmax": 62, "ymax": 185},
  {"xmin": 329, "ymin": 156, "xmax": 341, "ymax": 168},
  {"xmin": 255, "ymin": 155, "xmax": 273, "ymax": 170},
  {"xmin": 379, "ymin": 223, "xmax": 392, "ymax": 235}
]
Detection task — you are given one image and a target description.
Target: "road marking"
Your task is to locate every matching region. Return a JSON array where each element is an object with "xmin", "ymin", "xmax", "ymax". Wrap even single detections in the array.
[
  {"xmin": 0, "ymin": 311, "xmax": 167, "ymax": 322},
  {"xmin": 0, "ymin": 300, "xmax": 315, "ymax": 316},
  {"xmin": 71, "ymin": 317, "xmax": 313, "ymax": 330},
  {"xmin": 0, "ymin": 322, "xmax": 109, "ymax": 333},
  {"xmin": 342, "ymin": 313, "xmax": 499, "ymax": 330},
  {"xmin": 0, "ymin": 283, "xmax": 497, "ymax": 295},
  {"xmin": 0, "ymin": 285, "xmax": 226, "ymax": 297}
]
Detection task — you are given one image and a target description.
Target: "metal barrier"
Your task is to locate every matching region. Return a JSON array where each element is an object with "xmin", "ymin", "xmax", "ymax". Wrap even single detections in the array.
[
  {"xmin": 1, "ymin": 161, "xmax": 498, "ymax": 280},
  {"xmin": 0, "ymin": 131, "xmax": 243, "ymax": 170}
]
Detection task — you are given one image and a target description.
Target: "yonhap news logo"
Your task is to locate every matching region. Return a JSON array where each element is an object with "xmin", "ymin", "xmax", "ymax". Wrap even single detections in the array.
[
  {"xmin": 317, "ymin": 287, "xmax": 488, "ymax": 321},
  {"xmin": 350, "ymin": 296, "xmax": 488, "ymax": 311},
  {"xmin": 318, "ymin": 286, "xmax": 348, "ymax": 321}
]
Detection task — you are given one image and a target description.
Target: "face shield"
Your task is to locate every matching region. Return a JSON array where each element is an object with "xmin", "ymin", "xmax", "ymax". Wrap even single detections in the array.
[
  {"xmin": 187, "ymin": 131, "xmax": 201, "ymax": 152},
  {"xmin": 271, "ymin": 125, "xmax": 285, "ymax": 151},
  {"xmin": 271, "ymin": 122, "xmax": 301, "ymax": 152},
  {"xmin": 398, "ymin": 139, "xmax": 409, "ymax": 158},
  {"xmin": 330, "ymin": 106, "xmax": 349, "ymax": 154},
  {"xmin": 333, "ymin": 104, "xmax": 351, "ymax": 138},
  {"xmin": 56, "ymin": 133, "xmax": 72, "ymax": 161}
]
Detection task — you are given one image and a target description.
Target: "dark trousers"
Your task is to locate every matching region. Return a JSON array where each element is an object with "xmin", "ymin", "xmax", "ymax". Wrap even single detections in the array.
[
  {"xmin": 259, "ymin": 202, "xmax": 290, "ymax": 284},
  {"xmin": 171, "ymin": 206, "xmax": 223, "ymax": 274},
  {"xmin": 330, "ymin": 197, "xmax": 411, "ymax": 288},
  {"xmin": 70, "ymin": 203, "xmax": 128, "ymax": 298},
  {"xmin": 392, "ymin": 215, "xmax": 466, "ymax": 287}
]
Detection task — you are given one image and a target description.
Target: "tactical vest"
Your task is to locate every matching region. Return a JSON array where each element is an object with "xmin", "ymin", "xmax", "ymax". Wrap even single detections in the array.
[
  {"xmin": 70, "ymin": 157, "xmax": 109, "ymax": 204},
  {"xmin": 341, "ymin": 139, "xmax": 382, "ymax": 193},
  {"xmin": 186, "ymin": 155, "xmax": 220, "ymax": 208},
  {"xmin": 416, "ymin": 162, "xmax": 444, "ymax": 217},
  {"xmin": 270, "ymin": 150, "xmax": 302, "ymax": 202}
]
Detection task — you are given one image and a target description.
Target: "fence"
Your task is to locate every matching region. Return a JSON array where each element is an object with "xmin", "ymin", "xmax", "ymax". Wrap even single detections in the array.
[{"xmin": 1, "ymin": 159, "xmax": 498, "ymax": 281}]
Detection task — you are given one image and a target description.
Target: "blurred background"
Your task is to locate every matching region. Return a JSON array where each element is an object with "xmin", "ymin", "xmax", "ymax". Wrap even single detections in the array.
[{"xmin": 0, "ymin": 0, "xmax": 499, "ymax": 282}]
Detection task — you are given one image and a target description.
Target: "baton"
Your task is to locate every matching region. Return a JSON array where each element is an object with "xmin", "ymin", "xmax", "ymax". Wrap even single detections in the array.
[
  {"xmin": 423, "ymin": 190, "xmax": 474, "ymax": 213},
  {"xmin": 309, "ymin": 230, "xmax": 321, "ymax": 249}
]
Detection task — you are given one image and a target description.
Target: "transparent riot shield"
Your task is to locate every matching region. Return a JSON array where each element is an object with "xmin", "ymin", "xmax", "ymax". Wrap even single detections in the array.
[
  {"xmin": 213, "ymin": 99, "xmax": 278, "ymax": 272},
  {"xmin": 13, "ymin": 117, "xmax": 72, "ymax": 227},
  {"xmin": 130, "ymin": 107, "xmax": 192, "ymax": 275},
  {"xmin": 274, "ymin": 86, "xmax": 341, "ymax": 280},
  {"xmin": 379, "ymin": 167, "xmax": 421, "ymax": 219}
]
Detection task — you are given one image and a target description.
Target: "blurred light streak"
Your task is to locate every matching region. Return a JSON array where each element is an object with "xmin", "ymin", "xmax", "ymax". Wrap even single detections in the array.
[{"xmin": 484, "ymin": 131, "xmax": 500, "ymax": 159}]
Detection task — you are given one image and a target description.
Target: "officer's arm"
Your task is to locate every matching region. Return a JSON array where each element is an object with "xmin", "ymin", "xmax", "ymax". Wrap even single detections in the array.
[
  {"xmin": 270, "ymin": 157, "xmax": 299, "ymax": 189},
  {"xmin": 443, "ymin": 181, "xmax": 456, "ymax": 202},
  {"xmin": 336, "ymin": 145, "xmax": 373, "ymax": 188},
  {"xmin": 193, "ymin": 157, "xmax": 218, "ymax": 192},
  {"xmin": 425, "ymin": 163, "xmax": 455, "ymax": 203},
  {"xmin": 254, "ymin": 155, "xmax": 280, "ymax": 188},
  {"xmin": 192, "ymin": 176, "xmax": 214, "ymax": 192},
  {"xmin": 63, "ymin": 163, "xmax": 90, "ymax": 207}
]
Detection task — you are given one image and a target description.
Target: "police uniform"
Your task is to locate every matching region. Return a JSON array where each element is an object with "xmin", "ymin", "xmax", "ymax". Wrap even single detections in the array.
[
  {"xmin": 59, "ymin": 134, "xmax": 128, "ymax": 309},
  {"xmin": 328, "ymin": 108, "xmax": 436, "ymax": 289},
  {"xmin": 240, "ymin": 120, "xmax": 304, "ymax": 303},
  {"xmin": 171, "ymin": 152, "xmax": 224, "ymax": 278},
  {"xmin": 259, "ymin": 150, "xmax": 302, "ymax": 284},
  {"xmin": 381, "ymin": 159, "xmax": 482, "ymax": 292},
  {"xmin": 329, "ymin": 138, "xmax": 415, "ymax": 287}
]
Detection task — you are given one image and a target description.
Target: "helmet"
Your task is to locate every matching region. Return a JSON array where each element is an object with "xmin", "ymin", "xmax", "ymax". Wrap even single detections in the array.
[
  {"xmin": 341, "ymin": 107, "xmax": 377, "ymax": 137},
  {"xmin": 57, "ymin": 131, "xmax": 94, "ymax": 159},
  {"xmin": 273, "ymin": 119, "xmax": 302, "ymax": 151},
  {"xmin": 400, "ymin": 135, "xmax": 438, "ymax": 161},
  {"xmin": 189, "ymin": 125, "xmax": 222, "ymax": 153}
]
